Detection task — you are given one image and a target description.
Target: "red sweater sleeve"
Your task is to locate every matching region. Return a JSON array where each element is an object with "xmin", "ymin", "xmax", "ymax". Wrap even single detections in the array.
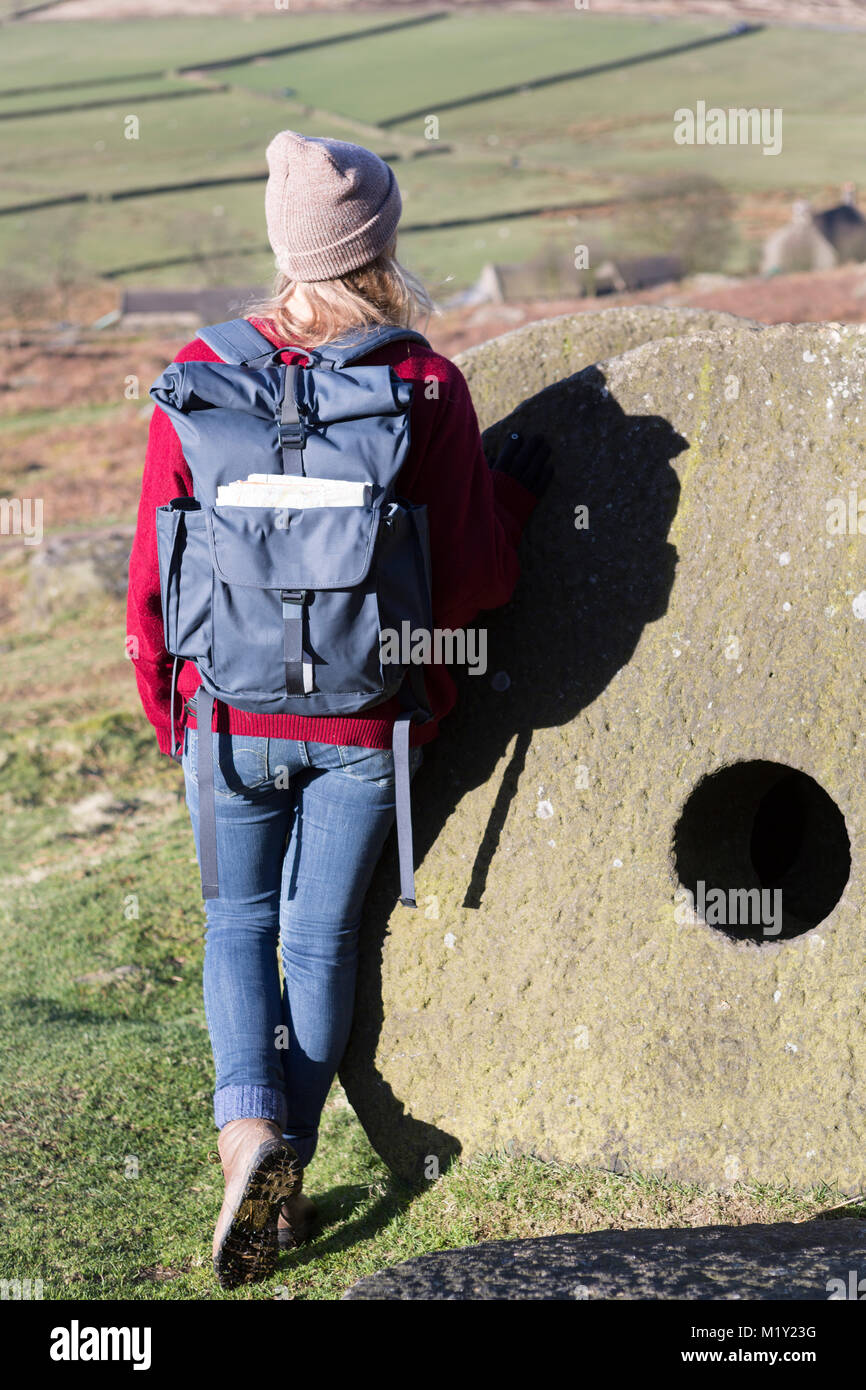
[{"xmin": 126, "ymin": 341, "xmax": 210, "ymax": 754}]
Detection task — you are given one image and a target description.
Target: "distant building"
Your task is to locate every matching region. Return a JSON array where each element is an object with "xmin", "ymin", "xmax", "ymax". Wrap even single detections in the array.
[
  {"xmin": 119, "ymin": 287, "xmax": 267, "ymax": 329},
  {"xmin": 479, "ymin": 250, "xmax": 588, "ymax": 302},
  {"xmin": 812, "ymin": 183, "xmax": 866, "ymax": 263},
  {"xmin": 593, "ymin": 255, "xmax": 684, "ymax": 295},
  {"xmin": 761, "ymin": 188, "xmax": 866, "ymax": 275},
  {"xmin": 462, "ymin": 250, "xmax": 684, "ymax": 306},
  {"xmin": 761, "ymin": 201, "xmax": 836, "ymax": 275}
]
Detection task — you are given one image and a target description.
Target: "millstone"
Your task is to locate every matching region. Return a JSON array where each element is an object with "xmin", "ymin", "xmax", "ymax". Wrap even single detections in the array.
[{"xmin": 340, "ymin": 320, "xmax": 866, "ymax": 1191}]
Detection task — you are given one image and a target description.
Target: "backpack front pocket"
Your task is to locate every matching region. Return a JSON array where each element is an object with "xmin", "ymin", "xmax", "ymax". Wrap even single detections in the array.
[{"xmin": 205, "ymin": 503, "xmax": 385, "ymax": 705}]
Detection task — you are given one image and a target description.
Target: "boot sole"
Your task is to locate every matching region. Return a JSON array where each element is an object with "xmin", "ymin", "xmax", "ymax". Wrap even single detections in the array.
[{"xmin": 213, "ymin": 1138, "xmax": 302, "ymax": 1290}]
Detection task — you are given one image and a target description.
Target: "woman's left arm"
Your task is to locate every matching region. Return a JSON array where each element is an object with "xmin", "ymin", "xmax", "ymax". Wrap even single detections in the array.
[{"xmin": 126, "ymin": 380, "xmax": 194, "ymax": 754}]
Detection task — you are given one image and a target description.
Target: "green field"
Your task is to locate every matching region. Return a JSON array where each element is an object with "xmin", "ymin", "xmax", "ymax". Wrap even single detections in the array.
[{"xmin": 1, "ymin": 10, "xmax": 865, "ymax": 294}]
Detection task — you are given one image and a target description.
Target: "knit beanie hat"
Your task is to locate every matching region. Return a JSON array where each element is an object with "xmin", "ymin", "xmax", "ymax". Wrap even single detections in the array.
[{"xmin": 264, "ymin": 129, "xmax": 402, "ymax": 282}]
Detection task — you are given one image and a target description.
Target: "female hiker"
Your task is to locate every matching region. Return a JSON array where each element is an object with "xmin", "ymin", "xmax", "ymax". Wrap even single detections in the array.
[{"xmin": 127, "ymin": 129, "xmax": 552, "ymax": 1288}]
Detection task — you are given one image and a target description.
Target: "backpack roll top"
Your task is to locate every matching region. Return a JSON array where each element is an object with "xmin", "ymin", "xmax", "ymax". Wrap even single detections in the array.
[
  {"xmin": 150, "ymin": 363, "xmax": 291, "ymax": 498},
  {"xmin": 149, "ymin": 358, "xmax": 415, "ymax": 498},
  {"xmin": 297, "ymin": 361, "xmax": 413, "ymax": 424}
]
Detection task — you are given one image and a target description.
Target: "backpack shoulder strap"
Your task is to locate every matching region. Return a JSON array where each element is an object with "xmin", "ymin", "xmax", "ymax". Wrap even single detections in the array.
[
  {"xmin": 197, "ymin": 317, "xmax": 276, "ymax": 365},
  {"xmin": 316, "ymin": 324, "xmax": 432, "ymax": 368}
]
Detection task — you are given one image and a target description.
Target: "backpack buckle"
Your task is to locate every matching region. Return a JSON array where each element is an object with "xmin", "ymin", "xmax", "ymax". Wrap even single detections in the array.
[
  {"xmin": 278, "ymin": 420, "xmax": 305, "ymax": 451},
  {"xmin": 280, "ymin": 589, "xmax": 309, "ymax": 605}
]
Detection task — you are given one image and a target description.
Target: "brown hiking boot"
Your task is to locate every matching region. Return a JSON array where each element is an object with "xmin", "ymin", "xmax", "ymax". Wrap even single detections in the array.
[
  {"xmin": 277, "ymin": 1186, "xmax": 319, "ymax": 1250},
  {"xmin": 212, "ymin": 1118, "xmax": 302, "ymax": 1289}
]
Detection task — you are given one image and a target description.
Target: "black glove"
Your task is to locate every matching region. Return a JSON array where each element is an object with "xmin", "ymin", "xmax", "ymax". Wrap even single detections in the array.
[{"xmin": 488, "ymin": 430, "xmax": 553, "ymax": 499}]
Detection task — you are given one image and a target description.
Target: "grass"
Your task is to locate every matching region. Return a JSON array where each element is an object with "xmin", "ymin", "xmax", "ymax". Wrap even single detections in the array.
[
  {"xmin": 1, "ymin": 11, "xmax": 865, "ymax": 291},
  {"xmin": 209, "ymin": 13, "xmax": 719, "ymax": 125},
  {"xmin": 0, "ymin": 401, "xmax": 127, "ymax": 434},
  {"xmin": 0, "ymin": 11, "xmax": 398, "ymax": 90},
  {"xmin": 0, "ymin": 155, "xmax": 605, "ymax": 287}
]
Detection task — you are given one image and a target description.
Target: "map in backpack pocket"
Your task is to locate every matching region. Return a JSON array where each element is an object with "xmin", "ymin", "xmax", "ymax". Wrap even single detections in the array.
[{"xmin": 216, "ymin": 474, "xmax": 372, "ymax": 509}]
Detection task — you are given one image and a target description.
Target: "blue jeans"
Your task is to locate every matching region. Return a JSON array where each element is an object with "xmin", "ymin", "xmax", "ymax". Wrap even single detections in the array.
[{"xmin": 182, "ymin": 726, "xmax": 423, "ymax": 1168}]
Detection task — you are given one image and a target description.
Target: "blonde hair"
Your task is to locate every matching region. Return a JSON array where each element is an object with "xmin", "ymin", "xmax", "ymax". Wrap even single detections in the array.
[{"xmin": 243, "ymin": 235, "xmax": 436, "ymax": 349}]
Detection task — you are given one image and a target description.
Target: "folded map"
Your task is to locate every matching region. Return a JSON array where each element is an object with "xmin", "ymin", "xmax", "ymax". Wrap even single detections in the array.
[{"xmin": 216, "ymin": 474, "xmax": 371, "ymax": 509}]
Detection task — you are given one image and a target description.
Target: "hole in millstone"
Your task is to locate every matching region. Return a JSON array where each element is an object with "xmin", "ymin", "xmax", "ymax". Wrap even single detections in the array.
[{"xmin": 673, "ymin": 761, "xmax": 851, "ymax": 943}]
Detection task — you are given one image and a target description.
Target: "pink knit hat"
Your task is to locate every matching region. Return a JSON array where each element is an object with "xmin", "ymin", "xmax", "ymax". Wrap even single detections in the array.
[{"xmin": 264, "ymin": 129, "xmax": 402, "ymax": 282}]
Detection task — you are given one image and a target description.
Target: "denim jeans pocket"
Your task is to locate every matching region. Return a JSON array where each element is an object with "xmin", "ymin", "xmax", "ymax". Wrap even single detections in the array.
[
  {"xmin": 337, "ymin": 742, "xmax": 423, "ymax": 787},
  {"xmin": 184, "ymin": 727, "xmax": 270, "ymax": 800}
]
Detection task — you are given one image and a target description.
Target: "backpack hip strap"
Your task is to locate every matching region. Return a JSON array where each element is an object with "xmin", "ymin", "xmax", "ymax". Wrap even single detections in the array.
[
  {"xmin": 392, "ymin": 663, "xmax": 432, "ymax": 908},
  {"xmin": 194, "ymin": 688, "xmax": 220, "ymax": 900},
  {"xmin": 393, "ymin": 713, "xmax": 417, "ymax": 908},
  {"xmin": 169, "ymin": 655, "xmax": 181, "ymax": 759}
]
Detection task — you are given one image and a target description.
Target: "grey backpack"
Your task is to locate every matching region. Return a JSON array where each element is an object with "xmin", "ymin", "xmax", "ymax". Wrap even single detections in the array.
[{"xmin": 149, "ymin": 316, "xmax": 433, "ymax": 907}]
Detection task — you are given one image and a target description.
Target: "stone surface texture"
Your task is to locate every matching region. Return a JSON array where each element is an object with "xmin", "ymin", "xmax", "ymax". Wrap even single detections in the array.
[{"xmin": 453, "ymin": 306, "xmax": 759, "ymax": 429}]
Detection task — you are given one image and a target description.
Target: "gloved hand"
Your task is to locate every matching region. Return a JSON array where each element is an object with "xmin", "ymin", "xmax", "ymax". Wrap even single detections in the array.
[{"xmin": 487, "ymin": 430, "xmax": 553, "ymax": 499}]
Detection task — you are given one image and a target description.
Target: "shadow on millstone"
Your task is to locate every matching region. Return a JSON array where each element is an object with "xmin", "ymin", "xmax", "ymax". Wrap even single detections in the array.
[
  {"xmin": 340, "ymin": 366, "xmax": 686, "ymax": 1181},
  {"xmin": 342, "ymin": 1220, "xmax": 866, "ymax": 1300}
]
